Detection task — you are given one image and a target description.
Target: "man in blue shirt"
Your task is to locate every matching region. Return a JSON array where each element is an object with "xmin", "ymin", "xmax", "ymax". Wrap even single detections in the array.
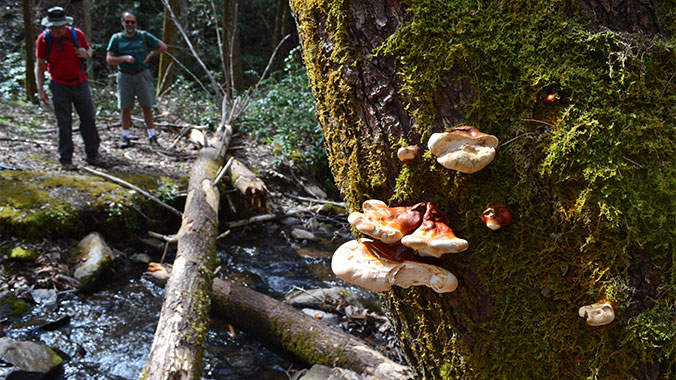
[{"xmin": 106, "ymin": 10, "xmax": 167, "ymax": 148}]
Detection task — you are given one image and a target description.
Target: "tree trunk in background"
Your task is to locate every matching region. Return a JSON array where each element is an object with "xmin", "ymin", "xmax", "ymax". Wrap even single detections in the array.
[
  {"xmin": 271, "ymin": 0, "xmax": 293, "ymax": 70},
  {"xmin": 222, "ymin": 0, "xmax": 244, "ymax": 93},
  {"xmin": 83, "ymin": 0, "xmax": 93, "ymax": 79},
  {"xmin": 157, "ymin": 0, "xmax": 179, "ymax": 96},
  {"xmin": 23, "ymin": 0, "xmax": 37, "ymax": 104},
  {"xmin": 291, "ymin": 0, "xmax": 675, "ymax": 379}
]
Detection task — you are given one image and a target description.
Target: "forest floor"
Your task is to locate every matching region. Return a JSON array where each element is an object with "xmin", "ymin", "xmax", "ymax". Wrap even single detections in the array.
[{"xmin": 0, "ymin": 99, "xmax": 405, "ymax": 371}]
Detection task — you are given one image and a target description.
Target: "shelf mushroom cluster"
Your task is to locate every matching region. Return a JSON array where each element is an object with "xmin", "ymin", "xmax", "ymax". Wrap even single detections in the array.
[
  {"xmin": 331, "ymin": 200, "xmax": 467, "ymax": 293},
  {"xmin": 388, "ymin": 125, "xmax": 616, "ymax": 325}
]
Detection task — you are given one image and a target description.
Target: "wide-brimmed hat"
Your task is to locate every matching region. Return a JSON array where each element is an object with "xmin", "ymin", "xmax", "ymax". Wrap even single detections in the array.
[{"xmin": 41, "ymin": 6, "xmax": 73, "ymax": 27}]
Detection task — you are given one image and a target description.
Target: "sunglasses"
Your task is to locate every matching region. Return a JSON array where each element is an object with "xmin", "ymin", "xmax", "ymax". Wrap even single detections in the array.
[{"xmin": 124, "ymin": 20, "xmax": 136, "ymax": 24}]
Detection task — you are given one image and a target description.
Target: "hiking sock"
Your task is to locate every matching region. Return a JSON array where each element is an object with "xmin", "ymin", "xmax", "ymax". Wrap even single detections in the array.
[
  {"xmin": 147, "ymin": 129, "xmax": 156, "ymax": 138},
  {"xmin": 123, "ymin": 129, "xmax": 130, "ymax": 138}
]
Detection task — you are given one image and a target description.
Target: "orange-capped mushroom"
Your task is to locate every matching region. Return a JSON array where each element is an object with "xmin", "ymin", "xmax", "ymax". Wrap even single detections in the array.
[
  {"xmin": 331, "ymin": 238, "xmax": 458, "ymax": 293},
  {"xmin": 481, "ymin": 202, "xmax": 512, "ymax": 230},
  {"xmin": 348, "ymin": 200, "xmax": 425, "ymax": 244},
  {"xmin": 428, "ymin": 126, "xmax": 499, "ymax": 173},
  {"xmin": 400, "ymin": 202, "xmax": 468, "ymax": 257},
  {"xmin": 397, "ymin": 145, "xmax": 423, "ymax": 164},
  {"xmin": 544, "ymin": 93, "xmax": 557, "ymax": 104}
]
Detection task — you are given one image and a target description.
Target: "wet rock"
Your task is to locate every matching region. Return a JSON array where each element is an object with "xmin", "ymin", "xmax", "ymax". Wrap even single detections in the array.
[
  {"xmin": 0, "ymin": 291, "xmax": 29, "ymax": 318},
  {"xmin": 285, "ymin": 287, "xmax": 363, "ymax": 310},
  {"xmin": 305, "ymin": 185, "xmax": 327, "ymax": 199},
  {"xmin": 72, "ymin": 232, "xmax": 113, "ymax": 291},
  {"xmin": 280, "ymin": 216, "xmax": 303, "ymax": 226},
  {"xmin": 291, "ymin": 228, "xmax": 316, "ymax": 241},
  {"xmin": 318, "ymin": 203, "xmax": 347, "ymax": 216},
  {"xmin": 11, "ymin": 315, "xmax": 71, "ymax": 332},
  {"xmin": 28, "ymin": 289, "xmax": 58, "ymax": 313},
  {"xmin": 130, "ymin": 253, "xmax": 151, "ymax": 263},
  {"xmin": 0, "ymin": 337, "xmax": 63, "ymax": 374},
  {"xmin": 302, "ymin": 308, "xmax": 340, "ymax": 325},
  {"xmin": 291, "ymin": 364, "xmax": 364, "ymax": 380}
]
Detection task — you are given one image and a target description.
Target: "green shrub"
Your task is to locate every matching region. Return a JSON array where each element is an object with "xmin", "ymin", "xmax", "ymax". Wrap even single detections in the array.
[{"xmin": 241, "ymin": 48, "xmax": 326, "ymax": 169}]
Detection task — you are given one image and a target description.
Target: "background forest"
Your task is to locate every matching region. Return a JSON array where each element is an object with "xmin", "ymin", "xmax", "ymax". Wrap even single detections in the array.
[{"xmin": 0, "ymin": 0, "xmax": 330, "ymax": 185}]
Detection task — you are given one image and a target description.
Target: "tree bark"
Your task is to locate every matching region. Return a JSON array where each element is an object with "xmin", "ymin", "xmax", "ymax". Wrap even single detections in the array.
[
  {"xmin": 222, "ymin": 0, "xmax": 244, "ymax": 93},
  {"xmin": 212, "ymin": 279, "xmax": 413, "ymax": 379},
  {"xmin": 571, "ymin": 0, "xmax": 664, "ymax": 34},
  {"xmin": 158, "ymin": 0, "xmax": 180, "ymax": 96},
  {"xmin": 23, "ymin": 0, "xmax": 37, "ymax": 104},
  {"xmin": 291, "ymin": 1, "xmax": 675, "ymax": 379},
  {"xmin": 141, "ymin": 149, "xmax": 222, "ymax": 379},
  {"xmin": 83, "ymin": 0, "xmax": 93, "ymax": 79}
]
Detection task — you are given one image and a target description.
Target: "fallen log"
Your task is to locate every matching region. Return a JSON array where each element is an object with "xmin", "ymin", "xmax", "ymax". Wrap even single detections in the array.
[
  {"xmin": 229, "ymin": 157, "xmax": 269, "ymax": 212},
  {"xmin": 212, "ymin": 279, "xmax": 413, "ymax": 379},
  {"xmin": 140, "ymin": 147, "xmax": 222, "ymax": 379},
  {"xmin": 143, "ymin": 264, "xmax": 412, "ymax": 379}
]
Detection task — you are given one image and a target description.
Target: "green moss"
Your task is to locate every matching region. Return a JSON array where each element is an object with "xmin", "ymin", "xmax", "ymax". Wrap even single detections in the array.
[
  {"xmin": 293, "ymin": 0, "xmax": 676, "ymax": 378},
  {"xmin": 0, "ymin": 171, "xmax": 184, "ymax": 240},
  {"xmin": 8, "ymin": 247, "xmax": 36, "ymax": 261},
  {"xmin": 627, "ymin": 300, "xmax": 676, "ymax": 363},
  {"xmin": 0, "ymin": 293, "xmax": 29, "ymax": 317}
]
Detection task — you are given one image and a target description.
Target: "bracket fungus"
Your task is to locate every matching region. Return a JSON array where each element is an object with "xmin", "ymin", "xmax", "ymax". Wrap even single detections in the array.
[
  {"xmin": 331, "ymin": 238, "xmax": 458, "ymax": 293},
  {"xmin": 481, "ymin": 202, "xmax": 512, "ymax": 230},
  {"xmin": 428, "ymin": 126, "xmax": 499, "ymax": 173},
  {"xmin": 400, "ymin": 202, "xmax": 468, "ymax": 257},
  {"xmin": 397, "ymin": 145, "xmax": 423, "ymax": 164},
  {"xmin": 579, "ymin": 300, "xmax": 615, "ymax": 326},
  {"xmin": 347, "ymin": 200, "xmax": 426, "ymax": 244}
]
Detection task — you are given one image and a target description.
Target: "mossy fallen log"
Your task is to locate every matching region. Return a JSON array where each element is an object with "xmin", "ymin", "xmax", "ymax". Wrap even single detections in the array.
[{"xmin": 211, "ymin": 278, "xmax": 413, "ymax": 379}]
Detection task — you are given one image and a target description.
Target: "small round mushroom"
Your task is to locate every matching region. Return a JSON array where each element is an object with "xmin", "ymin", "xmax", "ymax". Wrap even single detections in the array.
[
  {"xmin": 481, "ymin": 202, "xmax": 512, "ymax": 230},
  {"xmin": 397, "ymin": 145, "xmax": 423, "ymax": 164},
  {"xmin": 544, "ymin": 93, "xmax": 557, "ymax": 104},
  {"xmin": 348, "ymin": 200, "xmax": 425, "ymax": 244},
  {"xmin": 400, "ymin": 202, "xmax": 468, "ymax": 258},
  {"xmin": 578, "ymin": 300, "xmax": 615, "ymax": 326},
  {"xmin": 331, "ymin": 238, "xmax": 458, "ymax": 293},
  {"xmin": 427, "ymin": 126, "xmax": 499, "ymax": 173}
]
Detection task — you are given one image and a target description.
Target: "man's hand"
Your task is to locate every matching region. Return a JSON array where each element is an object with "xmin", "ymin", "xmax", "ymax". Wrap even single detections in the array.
[
  {"xmin": 75, "ymin": 47, "xmax": 89, "ymax": 59},
  {"xmin": 125, "ymin": 55, "xmax": 135, "ymax": 64},
  {"xmin": 37, "ymin": 88, "xmax": 50, "ymax": 106}
]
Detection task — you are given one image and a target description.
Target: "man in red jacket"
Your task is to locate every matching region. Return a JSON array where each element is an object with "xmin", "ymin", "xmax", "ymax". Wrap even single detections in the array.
[{"xmin": 35, "ymin": 6, "xmax": 101, "ymax": 171}]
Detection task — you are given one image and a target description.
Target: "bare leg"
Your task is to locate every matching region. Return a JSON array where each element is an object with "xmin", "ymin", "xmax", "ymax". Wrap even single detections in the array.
[
  {"xmin": 121, "ymin": 108, "xmax": 133, "ymax": 131},
  {"xmin": 142, "ymin": 107, "xmax": 154, "ymax": 134}
]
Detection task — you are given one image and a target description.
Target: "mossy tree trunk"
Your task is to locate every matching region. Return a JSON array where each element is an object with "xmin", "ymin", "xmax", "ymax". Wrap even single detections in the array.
[{"xmin": 290, "ymin": 1, "xmax": 676, "ymax": 379}]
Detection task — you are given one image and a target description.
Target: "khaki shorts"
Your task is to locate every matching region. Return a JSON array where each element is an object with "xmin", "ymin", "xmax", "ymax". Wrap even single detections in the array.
[{"xmin": 117, "ymin": 69, "xmax": 155, "ymax": 109}]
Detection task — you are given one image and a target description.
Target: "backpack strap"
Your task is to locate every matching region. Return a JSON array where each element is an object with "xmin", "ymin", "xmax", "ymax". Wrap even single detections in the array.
[
  {"xmin": 44, "ymin": 27, "xmax": 80, "ymax": 60},
  {"xmin": 70, "ymin": 27, "xmax": 80, "ymax": 50},
  {"xmin": 44, "ymin": 29, "xmax": 52, "ymax": 58}
]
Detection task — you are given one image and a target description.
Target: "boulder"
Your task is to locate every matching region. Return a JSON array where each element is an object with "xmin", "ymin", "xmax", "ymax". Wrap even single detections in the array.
[
  {"xmin": 73, "ymin": 232, "xmax": 113, "ymax": 291},
  {"xmin": 0, "ymin": 337, "xmax": 63, "ymax": 375}
]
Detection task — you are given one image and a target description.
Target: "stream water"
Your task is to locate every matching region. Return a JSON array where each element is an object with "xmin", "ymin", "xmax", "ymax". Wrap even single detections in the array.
[{"xmin": 3, "ymin": 220, "xmax": 370, "ymax": 379}]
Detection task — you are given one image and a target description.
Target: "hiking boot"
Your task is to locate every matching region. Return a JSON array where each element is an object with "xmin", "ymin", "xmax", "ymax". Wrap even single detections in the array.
[
  {"xmin": 149, "ymin": 136, "xmax": 161, "ymax": 148},
  {"xmin": 86, "ymin": 155, "xmax": 108, "ymax": 168},
  {"xmin": 120, "ymin": 136, "xmax": 132, "ymax": 149},
  {"xmin": 60, "ymin": 162, "xmax": 78, "ymax": 171}
]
